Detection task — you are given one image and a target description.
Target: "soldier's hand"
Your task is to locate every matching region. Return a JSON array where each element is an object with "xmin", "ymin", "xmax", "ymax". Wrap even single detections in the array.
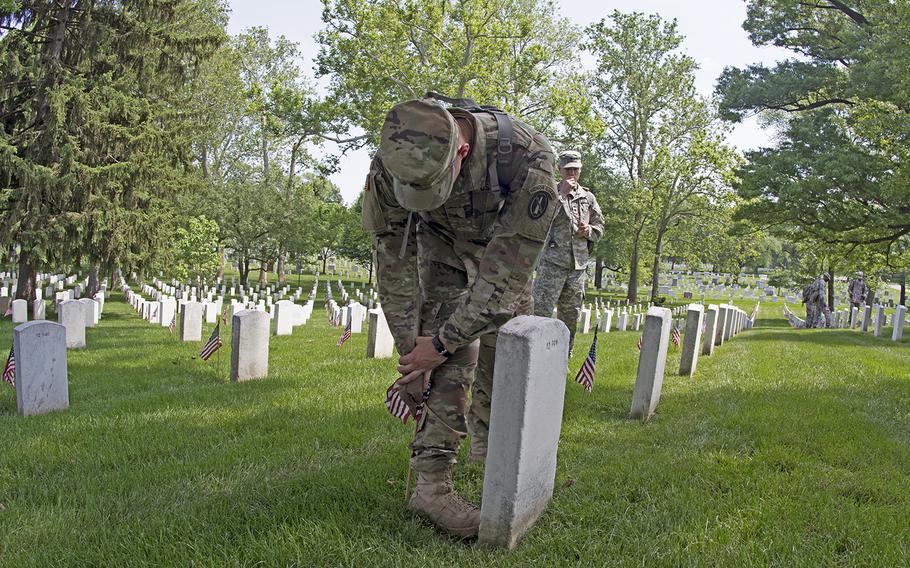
[
  {"xmin": 575, "ymin": 223, "xmax": 589, "ymax": 237},
  {"xmin": 397, "ymin": 336, "xmax": 447, "ymax": 384},
  {"xmin": 395, "ymin": 371, "xmax": 431, "ymax": 416}
]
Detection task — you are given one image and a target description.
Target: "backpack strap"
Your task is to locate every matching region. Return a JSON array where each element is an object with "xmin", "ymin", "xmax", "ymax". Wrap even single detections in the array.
[
  {"xmin": 424, "ymin": 91, "xmax": 516, "ymax": 198},
  {"xmin": 488, "ymin": 110, "xmax": 514, "ymax": 198}
]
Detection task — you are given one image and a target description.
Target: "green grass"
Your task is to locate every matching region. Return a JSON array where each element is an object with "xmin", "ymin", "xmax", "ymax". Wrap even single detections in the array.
[{"xmin": 0, "ymin": 290, "xmax": 908, "ymax": 566}]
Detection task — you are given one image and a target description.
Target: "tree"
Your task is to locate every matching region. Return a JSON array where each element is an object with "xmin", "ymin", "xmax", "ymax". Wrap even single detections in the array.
[
  {"xmin": 172, "ymin": 216, "xmax": 221, "ymax": 282},
  {"xmin": 316, "ymin": 0, "xmax": 581, "ymax": 141},
  {"xmin": 717, "ymin": 0, "xmax": 910, "ymax": 250},
  {"xmin": 583, "ymin": 11, "xmax": 731, "ymax": 301},
  {"xmin": 336, "ymin": 195, "xmax": 374, "ymax": 284},
  {"xmin": 0, "ymin": 1, "xmax": 227, "ymax": 299}
]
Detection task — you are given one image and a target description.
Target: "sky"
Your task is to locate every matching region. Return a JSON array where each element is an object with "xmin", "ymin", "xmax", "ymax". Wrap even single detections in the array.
[{"xmin": 227, "ymin": 0, "xmax": 793, "ymax": 204}]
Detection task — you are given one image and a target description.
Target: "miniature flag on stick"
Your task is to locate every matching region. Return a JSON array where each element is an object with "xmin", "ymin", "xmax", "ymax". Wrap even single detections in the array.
[
  {"xmin": 636, "ymin": 335, "xmax": 643, "ymax": 351},
  {"xmin": 384, "ymin": 380, "xmax": 430, "ymax": 424},
  {"xmin": 168, "ymin": 313, "xmax": 176, "ymax": 335},
  {"xmin": 200, "ymin": 323, "xmax": 223, "ymax": 360},
  {"xmin": 336, "ymin": 320, "xmax": 352, "ymax": 347},
  {"xmin": 3, "ymin": 306, "xmax": 11, "ymax": 317},
  {"xmin": 2, "ymin": 345, "xmax": 14, "ymax": 387},
  {"xmin": 671, "ymin": 326, "xmax": 681, "ymax": 348},
  {"xmin": 220, "ymin": 306, "xmax": 228, "ymax": 324},
  {"xmin": 574, "ymin": 328, "xmax": 597, "ymax": 392}
]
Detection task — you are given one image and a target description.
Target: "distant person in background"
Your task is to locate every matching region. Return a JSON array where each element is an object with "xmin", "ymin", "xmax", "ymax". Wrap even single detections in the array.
[
  {"xmin": 848, "ymin": 271, "xmax": 869, "ymax": 308},
  {"xmin": 802, "ymin": 273, "xmax": 830, "ymax": 328},
  {"xmin": 532, "ymin": 150, "xmax": 604, "ymax": 356}
]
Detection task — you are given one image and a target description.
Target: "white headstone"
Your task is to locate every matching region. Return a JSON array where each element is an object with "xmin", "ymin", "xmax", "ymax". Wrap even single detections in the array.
[
  {"xmin": 599, "ymin": 309, "xmax": 613, "ymax": 333},
  {"xmin": 57, "ymin": 300, "xmax": 86, "ymax": 349},
  {"xmin": 630, "ymin": 307, "xmax": 672, "ymax": 420},
  {"xmin": 13, "ymin": 321, "xmax": 69, "ymax": 416},
  {"xmin": 702, "ymin": 304, "xmax": 719, "ymax": 356},
  {"xmin": 366, "ymin": 310, "xmax": 394, "ymax": 359},
  {"xmin": 273, "ymin": 300, "xmax": 295, "ymax": 336},
  {"xmin": 478, "ymin": 316, "xmax": 569, "ymax": 550},
  {"xmin": 873, "ymin": 305, "xmax": 886, "ymax": 337},
  {"xmin": 231, "ymin": 310, "xmax": 269, "ymax": 381},
  {"xmin": 679, "ymin": 305, "xmax": 705, "ymax": 376},
  {"xmin": 861, "ymin": 305, "xmax": 872, "ymax": 332},
  {"xmin": 893, "ymin": 305, "xmax": 907, "ymax": 342},
  {"xmin": 32, "ymin": 299, "xmax": 46, "ymax": 320},
  {"xmin": 79, "ymin": 298, "xmax": 97, "ymax": 328},
  {"xmin": 180, "ymin": 301, "xmax": 204, "ymax": 342},
  {"xmin": 159, "ymin": 298, "xmax": 177, "ymax": 328},
  {"xmin": 350, "ymin": 302, "xmax": 367, "ymax": 333},
  {"xmin": 11, "ymin": 299, "xmax": 27, "ymax": 323}
]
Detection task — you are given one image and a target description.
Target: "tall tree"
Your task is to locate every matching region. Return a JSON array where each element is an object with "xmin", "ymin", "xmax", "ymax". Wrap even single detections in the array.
[
  {"xmin": 0, "ymin": 0, "xmax": 227, "ymax": 299},
  {"xmin": 316, "ymin": 0, "xmax": 580, "ymax": 140},
  {"xmin": 583, "ymin": 11, "xmax": 714, "ymax": 301}
]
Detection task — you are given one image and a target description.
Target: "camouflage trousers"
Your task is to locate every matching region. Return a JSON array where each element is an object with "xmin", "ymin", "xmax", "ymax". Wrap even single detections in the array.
[
  {"xmin": 805, "ymin": 302, "xmax": 827, "ymax": 328},
  {"xmin": 531, "ymin": 259, "xmax": 586, "ymax": 354},
  {"xmin": 409, "ymin": 230, "xmax": 530, "ymax": 473}
]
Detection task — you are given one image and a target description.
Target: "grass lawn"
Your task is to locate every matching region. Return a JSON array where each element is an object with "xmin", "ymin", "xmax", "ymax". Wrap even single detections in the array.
[{"xmin": 0, "ymin": 287, "xmax": 908, "ymax": 566}]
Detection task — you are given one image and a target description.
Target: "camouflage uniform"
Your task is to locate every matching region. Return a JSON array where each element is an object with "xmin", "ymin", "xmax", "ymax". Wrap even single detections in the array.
[
  {"xmin": 848, "ymin": 275, "xmax": 868, "ymax": 309},
  {"xmin": 362, "ymin": 99, "xmax": 557, "ymax": 473},
  {"xmin": 802, "ymin": 275, "xmax": 828, "ymax": 328},
  {"xmin": 532, "ymin": 152, "xmax": 603, "ymax": 354}
]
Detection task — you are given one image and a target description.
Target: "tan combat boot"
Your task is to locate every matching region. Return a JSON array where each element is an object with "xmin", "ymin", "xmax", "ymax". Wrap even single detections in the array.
[
  {"xmin": 408, "ymin": 470, "xmax": 480, "ymax": 539},
  {"xmin": 466, "ymin": 437, "xmax": 487, "ymax": 463}
]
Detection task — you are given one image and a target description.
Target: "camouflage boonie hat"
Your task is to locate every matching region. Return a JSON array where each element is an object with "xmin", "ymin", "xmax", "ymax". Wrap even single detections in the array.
[
  {"xmin": 559, "ymin": 150, "xmax": 582, "ymax": 169},
  {"xmin": 379, "ymin": 99, "xmax": 458, "ymax": 212}
]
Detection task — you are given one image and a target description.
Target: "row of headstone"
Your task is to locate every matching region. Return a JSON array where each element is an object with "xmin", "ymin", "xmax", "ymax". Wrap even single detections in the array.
[{"xmin": 630, "ymin": 302, "xmax": 754, "ymax": 420}]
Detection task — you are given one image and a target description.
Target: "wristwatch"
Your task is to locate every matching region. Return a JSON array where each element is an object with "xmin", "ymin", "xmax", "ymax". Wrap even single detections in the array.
[{"xmin": 431, "ymin": 335, "xmax": 453, "ymax": 358}]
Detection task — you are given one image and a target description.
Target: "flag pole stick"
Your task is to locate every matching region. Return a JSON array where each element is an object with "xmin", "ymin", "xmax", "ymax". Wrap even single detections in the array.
[{"xmin": 405, "ymin": 419, "xmax": 418, "ymax": 500}]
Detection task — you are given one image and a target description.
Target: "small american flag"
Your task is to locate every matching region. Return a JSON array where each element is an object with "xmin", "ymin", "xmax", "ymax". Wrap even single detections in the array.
[
  {"xmin": 385, "ymin": 380, "xmax": 430, "ymax": 424},
  {"xmin": 336, "ymin": 320, "xmax": 352, "ymax": 346},
  {"xmin": 168, "ymin": 313, "xmax": 176, "ymax": 335},
  {"xmin": 671, "ymin": 326, "xmax": 681, "ymax": 347},
  {"xmin": 200, "ymin": 323, "xmax": 223, "ymax": 360},
  {"xmin": 701, "ymin": 319, "xmax": 707, "ymax": 334},
  {"xmin": 636, "ymin": 335, "xmax": 643, "ymax": 351},
  {"xmin": 574, "ymin": 328, "xmax": 597, "ymax": 392},
  {"xmin": 3, "ymin": 306, "xmax": 11, "ymax": 317},
  {"xmin": 2, "ymin": 345, "xmax": 15, "ymax": 386},
  {"xmin": 220, "ymin": 306, "xmax": 228, "ymax": 324}
]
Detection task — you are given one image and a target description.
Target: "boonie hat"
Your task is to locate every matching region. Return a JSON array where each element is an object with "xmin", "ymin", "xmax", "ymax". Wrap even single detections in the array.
[
  {"xmin": 379, "ymin": 99, "xmax": 458, "ymax": 212},
  {"xmin": 559, "ymin": 150, "xmax": 582, "ymax": 169}
]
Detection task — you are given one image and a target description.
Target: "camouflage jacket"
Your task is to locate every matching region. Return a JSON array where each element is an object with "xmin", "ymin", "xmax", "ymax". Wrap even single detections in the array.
[
  {"xmin": 803, "ymin": 277, "xmax": 827, "ymax": 306},
  {"xmin": 847, "ymin": 279, "xmax": 868, "ymax": 304},
  {"xmin": 539, "ymin": 182, "xmax": 604, "ymax": 270},
  {"xmin": 362, "ymin": 108, "xmax": 557, "ymax": 354}
]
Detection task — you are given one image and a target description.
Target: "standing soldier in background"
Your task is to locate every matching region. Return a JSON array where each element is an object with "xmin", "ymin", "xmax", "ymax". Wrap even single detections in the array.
[
  {"xmin": 802, "ymin": 272, "xmax": 830, "ymax": 328},
  {"xmin": 532, "ymin": 150, "xmax": 604, "ymax": 355},
  {"xmin": 363, "ymin": 96, "xmax": 557, "ymax": 538},
  {"xmin": 848, "ymin": 271, "xmax": 869, "ymax": 309}
]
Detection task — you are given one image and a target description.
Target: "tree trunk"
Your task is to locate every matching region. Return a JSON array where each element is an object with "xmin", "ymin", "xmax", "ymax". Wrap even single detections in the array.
[
  {"xmin": 322, "ymin": 255, "xmax": 327, "ymax": 274},
  {"xmin": 277, "ymin": 254, "xmax": 287, "ymax": 286},
  {"xmin": 627, "ymin": 234, "xmax": 640, "ymax": 302},
  {"xmin": 261, "ymin": 116, "xmax": 270, "ymax": 179},
  {"xmin": 594, "ymin": 258, "xmax": 604, "ymax": 289},
  {"xmin": 258, "ymin": 262, "xmax": 269, "ymax": 287},
  {"xmin": 216, "ymin": 244, "xmax": 226, "ymax": 281},
  {"xmin": 87, "ymin": 264, "xmax": 100, "ymax": 297},
  {"xmin": 368, "ymin": 257, "xmax": 374, "ymax": 287},
  {"xmin": 239, "ymin": 256, "xmax": 249, "ymax": 287},
  {"xmin": 649, "ymin": 230, "xmax": 665, "ymax": 302},
  {"xmin": 15, "ymin": 252, "xmax": 37, "ymax": 302},
  {"xmin": 827, "ymin": 264, "xmax": 835, "ymax": 308},
  {"xmin": 899, "ymin": 272, "xmax": 906, "ymax": 306}
]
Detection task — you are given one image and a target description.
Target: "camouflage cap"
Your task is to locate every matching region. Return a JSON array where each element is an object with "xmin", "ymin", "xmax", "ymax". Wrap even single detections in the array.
[
  {"xmin": 379, "ymin": 99, "xmax": 458, "ymax": 212},
  {"xmin": 559, "ymin": 150, "xmax": 582, "ymax": 169}
]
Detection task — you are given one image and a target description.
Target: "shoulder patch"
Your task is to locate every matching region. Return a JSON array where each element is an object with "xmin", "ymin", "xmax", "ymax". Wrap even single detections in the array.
[{"xmin": 528, "ymin": 190, "xmax": 550, "ymax": 220}]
